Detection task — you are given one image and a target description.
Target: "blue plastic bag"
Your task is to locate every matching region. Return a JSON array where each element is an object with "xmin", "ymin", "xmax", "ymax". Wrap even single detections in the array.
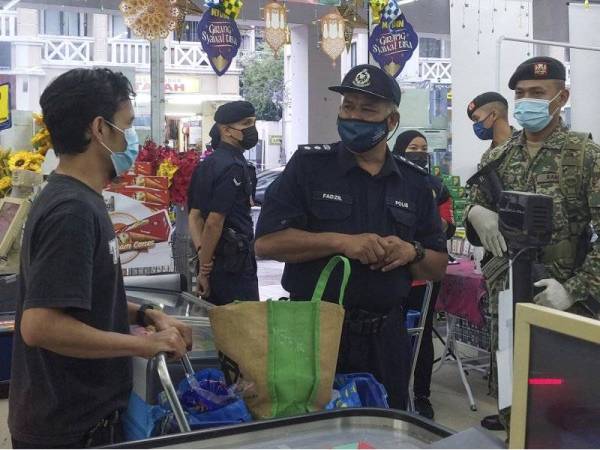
[
  {"xmin": 123, "ymin": 391, "xmax": 169, "ymax": 441},
  {"xmin": 325, "ymin": 380, "xmax": 363, "ymax": 410},
  {"xmin": 326, "ymin": 373, "xmax": 389, "ymax": 410},
  {"xmin": 157, "ymin": 368, "xmax": 252, "ymax": 432}
]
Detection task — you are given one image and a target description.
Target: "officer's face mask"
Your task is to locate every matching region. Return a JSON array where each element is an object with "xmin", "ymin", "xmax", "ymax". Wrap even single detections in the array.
[
  {"xmin": 337, "ymin": 116, "xmax": 391, "ymax": 154},
  {"xmin": 404, "ymin": 151, "xmax": 430, "ymax": 171},
  {"xmin": 473, "ymin": 112, "xmax": 495, "ymax": 140},
  {"xmin": 99, "ymin": 120, "xmax": 140, "ymax": 177},
  {"xmin": 513, "ymin": 91, "xmax": 563, "ymax": 133},
  {"xmin": 229, "ymin": 125, "xmax": 259, "ymax": 150}
]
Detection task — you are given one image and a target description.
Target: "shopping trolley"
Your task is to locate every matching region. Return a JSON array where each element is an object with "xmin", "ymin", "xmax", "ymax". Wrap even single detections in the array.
[{"xmin": 406, "ymin": 280, "xmax": 434, "ymax": 414}]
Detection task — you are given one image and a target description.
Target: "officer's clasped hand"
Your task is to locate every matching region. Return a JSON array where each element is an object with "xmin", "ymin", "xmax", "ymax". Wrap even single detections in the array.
[
  {"xmin": 467, "ymin": 205, "xmax": 507, "ymax": 257},
  {"xmin": 533, "ymin": 278, "xmax": 575, "ymax": 311},
  {"xmin": 372, "ymin": 236, "xmax": 417, "ymax": 272},
  {"xmin": 341, "ymin": 233, "xmax": 387, "ymax": 265}
]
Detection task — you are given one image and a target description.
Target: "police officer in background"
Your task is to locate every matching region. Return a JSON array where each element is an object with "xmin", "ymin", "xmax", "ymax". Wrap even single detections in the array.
[
  {"xmin": 255, "ymin": 65, "xmax": 448, "ymax": 409},
  {"xmin": 468, "ymin": 92, "xmax": 516, "ymax": 150},
  {"xmin": 188, "ymin": 101, "xmax": 260, "ymax": 305},
  {"xmin": 465, "ymin": 56, "xmax": 600, "ymax": 433}
]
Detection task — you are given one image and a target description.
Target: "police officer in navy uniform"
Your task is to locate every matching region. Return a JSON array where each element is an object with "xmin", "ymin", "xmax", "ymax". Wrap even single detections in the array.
[
  {"xmin": 188, "ymin": 101, "xmax": 260, "ymax": 305},
  {"xmin": 255, "ymin": 65, "xmax": 448, "ymax": 409}
]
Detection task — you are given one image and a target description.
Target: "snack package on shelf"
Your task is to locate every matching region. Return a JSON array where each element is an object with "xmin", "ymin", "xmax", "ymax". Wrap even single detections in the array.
[
  {"xmin": 107, "ymin": 186, "xmax": 170, "ymax": 207},
  {"xmin": 114, "ymin": 174, "xmax": 169, "ymax": 191},
  {"xmin": 114, "ymin": 211, "xmax": 171, "ymax": 253},
  {"xmin": 134, "ymin": 161, "xmax": 155, "ymax": 176}
]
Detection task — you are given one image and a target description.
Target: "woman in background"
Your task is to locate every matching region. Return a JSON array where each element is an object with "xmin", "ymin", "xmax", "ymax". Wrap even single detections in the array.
[{"xmin": 393, "ymin": 130, "xmax": 455, "ymax": 419}]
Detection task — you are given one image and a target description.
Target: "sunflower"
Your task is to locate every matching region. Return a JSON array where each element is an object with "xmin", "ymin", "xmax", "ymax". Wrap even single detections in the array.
[
  {"xmin": 8, "ymin": 151, "xmax": 31, "ymax": 172},
  {"xmin": 0, "ymin": 176, "xmax": 11, "ymax": 191},
  {"xmin": 8, "ymin": 151, "xmax": 45, "ymax": 173}
]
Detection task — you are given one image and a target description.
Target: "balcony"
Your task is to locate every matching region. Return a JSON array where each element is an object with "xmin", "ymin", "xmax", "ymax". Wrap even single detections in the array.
[
  {"xmin": 41, "ymin": 35, "xmax": 94, "ymax": 64},
  {"xmin": 419, "ymin": 58, "xmax": 451, "ymax": 84},
  {"xmin": 107, "ymin": 39, "xmax": 215, "ymax": 71}
]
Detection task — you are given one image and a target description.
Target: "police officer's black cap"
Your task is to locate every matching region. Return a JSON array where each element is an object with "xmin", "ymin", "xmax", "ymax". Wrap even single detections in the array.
[
  {"xmin": 214, "ymin": 101, "xmax": 256, "ymax": 125},
  {"xmin": 508, "ymin": 56, "xmax": 566, "ymax": 90},
  {"xmin": 329, "ymin": 64, "xmax": 401, "ymax": 106},
  {"xmin": 467, "ymin": 92, "xmax": 508, "ymax": 120}
]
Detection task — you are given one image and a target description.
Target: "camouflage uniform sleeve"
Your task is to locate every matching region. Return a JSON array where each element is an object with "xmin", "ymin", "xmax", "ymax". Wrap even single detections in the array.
[
  {"xmin": 463, "ymin": 146, "xmax": 498, "ymax": 245},
  {"xmin": 563, "ymin": 140, "xmax": 600, "ymax": 303}
]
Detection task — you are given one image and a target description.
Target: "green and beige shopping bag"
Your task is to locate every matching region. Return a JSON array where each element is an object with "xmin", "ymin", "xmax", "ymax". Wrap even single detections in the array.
[{"xmin": 208, "ymin": 255, "xmax": 350, "ymax": 419}]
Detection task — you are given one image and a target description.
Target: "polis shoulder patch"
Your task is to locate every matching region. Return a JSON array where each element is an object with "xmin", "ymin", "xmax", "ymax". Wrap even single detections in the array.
[{"xmin": 393, "ymin": 154, "xmax": 428, "ymax": 175}]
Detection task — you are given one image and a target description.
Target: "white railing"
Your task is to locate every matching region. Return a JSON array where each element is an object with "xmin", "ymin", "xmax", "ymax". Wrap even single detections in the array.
[
  {"xmin": 419, "ymin": 57, "xmax": 451, "ymax": 84},
  {"xmin": 0, "ymin": 10, "xmax": 16, "ymax": 38},
  {"xmin": 169, "ymin": 41, "xmax": 210, "ymax": 68},
  {"xmin": 108, "ymin": 39, "xmax": 213, "ymax": 70},
  {"xmin": 109, "ymin": 39, "xmax": 150, "ymax": 65},
  {"xmin": 41, "ymin": 35, "xmax": 94, "ymax": 64}
]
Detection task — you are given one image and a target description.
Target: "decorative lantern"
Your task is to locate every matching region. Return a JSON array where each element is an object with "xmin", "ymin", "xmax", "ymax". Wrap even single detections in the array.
[
  {"xmin": 320, "ymin": 11, "xmax": 346, "ymax": 65},
  {"xmin": 337, "ymin": 1, "xmax": 367, "ymax": 51},
  {"xmin": 119, "ymin": 0, "xmax": 179, "ymax": 40},
  {"xmin": 174, "ymin": 0, "xmax": 204, "ymax": 42},
  {"xmin": 264, "ymin": 1, "xmax": 288, "ymax": 56}
]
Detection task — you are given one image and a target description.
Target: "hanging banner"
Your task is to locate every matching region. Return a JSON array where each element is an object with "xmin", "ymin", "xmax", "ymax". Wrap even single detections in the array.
[
  {"xmin": 368, "ymin": 14, "xmax": 418, "ymax": 79},
  {"xmin": 0, "ymin": 83, "xmax": 11, "ymax": 132},
  {"xmin": 198, "ymin": 8, "xmax": 242, "ymax": 76}
]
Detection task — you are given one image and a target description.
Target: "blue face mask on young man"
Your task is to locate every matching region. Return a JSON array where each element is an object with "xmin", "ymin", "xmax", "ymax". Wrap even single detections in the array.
[
  {"xmin": 100, "ymin": 120, "xmax": 140, "ymax": 177},
  {"xmin": 473, "ymin": 112, "xmax": 495, "ymax": 140},
  {"xmin": 337, "ymin": 116, "xmax": 391, "ymax": 154},
  {"xmin": 513, "ymin": 91, "xmax": 562, "ymax": 133}
]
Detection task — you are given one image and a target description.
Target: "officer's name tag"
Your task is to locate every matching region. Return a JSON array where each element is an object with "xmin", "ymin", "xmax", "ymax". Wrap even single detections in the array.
[
  {"xmin": 313, "ymin": 191, "xmax": 352, "ymax": 204},
  {"xmin": 536, "ymin": 173, "xmax": 559, "ymax": 184}
]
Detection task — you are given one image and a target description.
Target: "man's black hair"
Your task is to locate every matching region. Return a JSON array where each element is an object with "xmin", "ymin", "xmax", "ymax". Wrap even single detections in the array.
[{"xmin": 40, "ymin": 68, "xmax": 135, "ymax": 155}]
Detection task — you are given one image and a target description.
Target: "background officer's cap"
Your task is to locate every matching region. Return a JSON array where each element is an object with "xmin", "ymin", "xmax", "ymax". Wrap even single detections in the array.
[
  {"xmin": 214, "ymin": 101, "xmax": 256, "ymax": 125},
  {"xmin": 508, "ymin": 56, "xmax": 566, "ymax": 90},
  {"xmin": 329, "ymin": 64, "xmax": 401, "ymax": 106},
  {"xmin": 467, "ymin": 92, "xmax": 508, "ymax": 120}
]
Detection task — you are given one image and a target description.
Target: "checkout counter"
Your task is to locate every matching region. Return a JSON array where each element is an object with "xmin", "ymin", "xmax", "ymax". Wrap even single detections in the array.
[{"xmin": 121, "ymin": 274, "xmax": 505, "ymax": 450}]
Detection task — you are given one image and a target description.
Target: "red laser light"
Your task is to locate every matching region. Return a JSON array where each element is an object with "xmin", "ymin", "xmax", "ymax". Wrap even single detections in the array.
[{"xmin": 528, "ymin": 378, "xmax": 564, "ymax": 385}]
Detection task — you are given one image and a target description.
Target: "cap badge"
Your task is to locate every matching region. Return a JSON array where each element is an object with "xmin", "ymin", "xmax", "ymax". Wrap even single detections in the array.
[
  {"xmin": 468, "ymin": 102, "xmax": 476, "ymax": 112},
  {"xmin": 534, "ymin": 63, "xmax": 548, "ymax": 77},
  {"xmin": 352, "ymin": 68, "xmax": 371, "ymax": 88}
]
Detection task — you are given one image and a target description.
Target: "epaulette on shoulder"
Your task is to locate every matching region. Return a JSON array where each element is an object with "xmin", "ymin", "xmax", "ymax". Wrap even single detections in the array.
[
  {"xmin": 392, "ymin": 154, "xmax": 428, "ymax": 175},
  {"xmin": 297, "ymin": 144, "xmax": 335, "ymax": 154}
]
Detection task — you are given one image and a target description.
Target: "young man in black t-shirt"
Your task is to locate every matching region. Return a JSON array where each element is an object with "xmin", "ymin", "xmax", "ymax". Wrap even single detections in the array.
[{"xmin": 8, "ymin": 68, "xmax": 192, "ymax": 448}]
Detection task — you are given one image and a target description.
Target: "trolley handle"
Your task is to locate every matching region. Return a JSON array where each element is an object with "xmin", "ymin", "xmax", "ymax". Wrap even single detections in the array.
[{"xmin": 156, "ymin": 353, "xmax": 192, "ymax": 433}]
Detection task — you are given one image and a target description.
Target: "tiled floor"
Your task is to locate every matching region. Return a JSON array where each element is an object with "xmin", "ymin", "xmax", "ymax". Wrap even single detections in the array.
[{"xmin": 0, "ymin": 259, "xmax": 505, "ymax": 448}]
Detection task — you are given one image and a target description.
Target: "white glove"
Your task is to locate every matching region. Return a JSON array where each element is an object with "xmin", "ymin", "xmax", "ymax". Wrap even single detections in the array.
[
  {"xmin": 533, "ymin": 279, "xmax": 575, "ymax": 311},
  {"xmin": 467, "ymin": 205, "xmax": 507, "ymax": 257}
]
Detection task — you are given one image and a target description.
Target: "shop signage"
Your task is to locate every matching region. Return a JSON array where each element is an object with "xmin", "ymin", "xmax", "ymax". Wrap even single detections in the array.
[
  {"xmin": 0, "ymin": 83, "xmax": 11, "ymax": 132},
  {"xmin": 135, "ymin": 75, "xmax": 201, "ymax": 94},
  {"xmin": 368, "ymin": 14, "xmax": 418, "ymax": 79},
  {"xmin": 198, "ymin": 8, "xmax": 242, "ymax": 76},
  {"xmin": 269, "ymin": 135, "xmax": 282, "ymax": 145}
]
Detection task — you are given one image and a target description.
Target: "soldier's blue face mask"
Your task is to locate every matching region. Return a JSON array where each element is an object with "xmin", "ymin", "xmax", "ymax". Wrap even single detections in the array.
[
  {"xmin": 513, "ymin": 91, "xmax": 562, "ymax": 133},
  {"xmin": 473, "ymin": 112, "xmax": 495, "ymax": 140},
  {"xmin": 100, "ymin": 120, "xmax": 140, "ymax": 177},
  {"xmin": 337, "ymin": 115, "xmax": 392, "ymax": 154}
]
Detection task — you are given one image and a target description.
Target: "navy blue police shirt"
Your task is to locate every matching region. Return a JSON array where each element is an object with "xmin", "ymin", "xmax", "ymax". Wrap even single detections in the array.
[
  {"xmin": 188, "ymin": 142, "xmax": 254, "ymax": 238},
  {"xmin": 255, "ymin": 143, "xmax": 447, "ymax": 313}
]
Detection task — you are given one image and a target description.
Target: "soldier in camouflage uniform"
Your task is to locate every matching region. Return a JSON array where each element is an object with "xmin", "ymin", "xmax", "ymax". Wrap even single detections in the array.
[{"xmin": 464, "ymin": 56, "xmax": 600, "ymax": 436}]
